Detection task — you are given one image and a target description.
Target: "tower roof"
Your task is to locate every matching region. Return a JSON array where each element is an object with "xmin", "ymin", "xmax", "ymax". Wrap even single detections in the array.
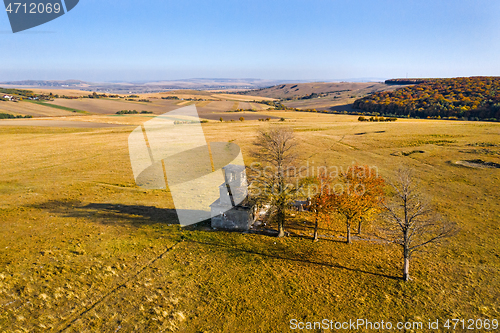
[{"xmin": 222, "ymin": 164, "xmax": 246, "ymax": 173}]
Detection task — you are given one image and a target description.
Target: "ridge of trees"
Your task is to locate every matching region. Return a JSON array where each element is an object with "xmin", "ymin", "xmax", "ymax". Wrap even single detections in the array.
[
  {"xmin": 385, "ymin": 78, "xmax": 435, "ymax": 85},
  {"xmin": 354, "ymin": 77, "xmax": 500, "ymax": 121}
]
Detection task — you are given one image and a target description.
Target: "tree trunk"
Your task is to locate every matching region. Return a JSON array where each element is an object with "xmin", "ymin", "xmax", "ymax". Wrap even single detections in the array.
[
  {"xmin": 277, "ymin": 221, "xmax": 285, "ymax": 238},
  {"xmin": 313, "ymin": 215, "xmax": 319, "ymax": 242},
  {"xmin": 277, "ymin": 209, "xmax": 285, "ymax": 237},
  {"xmin": 403, "ymin": 256, "xmax": 410, "ymax": 281},
  {"xmin": 346, "ymin": 221, "xmax": 351, "ymax": 244},
  {"xmin": 357, "ymin": 219, "xmax": 362, "ymax": 234},
  {"xmin": 252, "ymin": 205, "xmax": 260, "ymax": 222}
]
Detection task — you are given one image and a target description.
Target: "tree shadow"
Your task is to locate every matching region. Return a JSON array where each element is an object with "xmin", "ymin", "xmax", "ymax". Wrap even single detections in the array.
[
  {"xmin": 285, "ymin": 216, "xmax": 345, "ymax": 235},
  {"xmin": 187, "ymin": 238, "xmax": 400, "ymax": 280},
  {"xmin": 29, "ymin": 200, "xmax": 399, "ymax": 280},
  {"xmin": 84, "ymin": 203, "xmax": 183, "ymax": 225},
  {"xmin": 328, "ymin": 104, "xmax": 356, "ymax": 113},
  {"xmin": 29, "ymin": 200, "xmax": 189, "ymax": 226}
]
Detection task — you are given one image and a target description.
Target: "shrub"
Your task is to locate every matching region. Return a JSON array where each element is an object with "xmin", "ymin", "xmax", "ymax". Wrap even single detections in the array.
[
  {"xmin": 0, "ymin": 113, "xmax": 32, "ymax": 119},
  {"xmin": 280, "ymin": 117, "xmax": 285, "ymax": 122},
  {"xmin": 116, "ymin": 110, "xmax": 139, "ymax": 114},
  {"xmin": 239, "ymin": 117, "xmax": 245, "ymax": 122}
]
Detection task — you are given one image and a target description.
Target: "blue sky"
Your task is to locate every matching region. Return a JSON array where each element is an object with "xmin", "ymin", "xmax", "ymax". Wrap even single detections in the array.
[{"xmin": 1, "ymin": 0, "xmax": 499, "ymax": 82}]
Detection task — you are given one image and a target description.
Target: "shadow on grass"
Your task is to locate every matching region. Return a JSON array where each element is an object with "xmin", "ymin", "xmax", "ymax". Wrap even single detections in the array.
[
  {"xmin": 29, "ymin": 200, "xmax": 398, "ymax": 279},
  {"xmin": 30, "ymin": 200, "xmax": 183, "ymax": 226},
  {"xmin": 187, "ymin": 238, "xmax": 400, "ymax": 281},
  {"xmin": 328, "ymin": 104, "xmax": 356, "ymax": 113},
  {"xmin": 285, "ymin": 216, "xmax": 345, "ymax": 235}
]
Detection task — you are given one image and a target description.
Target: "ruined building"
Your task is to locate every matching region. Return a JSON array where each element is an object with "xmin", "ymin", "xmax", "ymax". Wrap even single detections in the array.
[{"xmin": 210, "ymin": 164, "xmax": 253, "ymax": 230}]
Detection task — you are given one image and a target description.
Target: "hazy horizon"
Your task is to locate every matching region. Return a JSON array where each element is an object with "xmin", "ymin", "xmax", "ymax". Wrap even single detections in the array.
[
  {"xmin": 2, "ymin": 0, "xmax": 499, "ymax": 82},
  {"xmin": 1, "ymin": 77, "xmax": 391, "ymax": 84}
]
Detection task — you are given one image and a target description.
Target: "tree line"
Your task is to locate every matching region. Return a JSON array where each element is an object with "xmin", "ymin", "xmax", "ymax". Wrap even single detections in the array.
[
  {"xmin": 0, "ymin": 113, "xmax": 33, "ymax": 119},
  {"xmin": 116, "ymin": 110, "xmax": 153, "ymax": 114},
  {"xmin": 353, "ymin": 77, "xmax": 500, "ymax": 121}
]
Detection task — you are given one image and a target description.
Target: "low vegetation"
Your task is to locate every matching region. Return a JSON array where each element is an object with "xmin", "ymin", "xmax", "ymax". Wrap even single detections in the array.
[
  {"xmin": 116, "ymin": 110, "xmax": 153, "ymax": 115},
  {"xmin": 358, "ymin": 116, "xmax": 397, "ymax": 122},
  {"xmin": 0, "ymin": 112, "xmax": 33, "ymax": 119}
]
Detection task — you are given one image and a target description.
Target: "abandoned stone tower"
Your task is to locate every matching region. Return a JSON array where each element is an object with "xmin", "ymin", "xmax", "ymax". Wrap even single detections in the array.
[{"xmin": 210, "ymin": 164, "xmax": 253, "ymax": 230}]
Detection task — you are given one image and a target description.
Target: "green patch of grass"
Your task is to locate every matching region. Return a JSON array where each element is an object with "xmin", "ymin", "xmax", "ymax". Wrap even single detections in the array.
[
  {"xmin": 404, "ymin": 139, "xmax": 457, "ymax": 147},
  {"xmin": 26, "ymin": 100, "xmax": 89, "ymax": 114},
  {"xmin": 427, "ymin": 134, "xmax": 465, "ymax": 138},
  {"xmin": 467, "ymin": 142, "xmax": 498, "ymax": 147}
]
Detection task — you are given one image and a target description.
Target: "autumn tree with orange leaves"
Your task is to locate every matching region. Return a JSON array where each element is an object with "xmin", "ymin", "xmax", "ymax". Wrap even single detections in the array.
[
  {"xmin": 329, "ymin": 165, "xmax": 385, "ymax": 244},
  {"xmin": 307, "ymin": 169, "xmax": 334, "ymax": 242}
]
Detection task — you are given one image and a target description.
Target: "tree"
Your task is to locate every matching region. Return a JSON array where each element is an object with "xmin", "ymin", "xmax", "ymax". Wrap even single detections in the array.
[
  {"xmin": 219, "ymin": 117, "xmax": 223, "ymax": 122},
  {"xmin": 239, "ymin": 116, "xmax": 245, "ymax": 122},
  {"xmin": 329, "ymin": 165, "xmax": 385, "ymax": 243},
  {"xmin": 377, "ymin": 167, "xmax": 457, "ymax": 281},
  {"xmin": 308, "ymin": 169, "xmax": 334, "ymax": 242},
  {"xmin": 251, "ymin": 126, "xmax": 299, "ymax": 237}
]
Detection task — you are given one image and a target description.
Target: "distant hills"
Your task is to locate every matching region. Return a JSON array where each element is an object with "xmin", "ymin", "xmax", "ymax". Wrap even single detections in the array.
[
  {"xmin": 239, "ymin": 81, "xmax": 403, "ymax": 111},
  {"xmin": 0, "ymin": 78, "xmax": 303, "ymax": 93},
  {"xmin": 0, "ymin": 80, "xmax": 89, "ymax": 87},
  {"xmin": 0, "ymin": 78, "xmax": 389, "ymax": 94},
  {"xmin": 243, "ymin": 82, "xmax": 395, "ymax": 100}
]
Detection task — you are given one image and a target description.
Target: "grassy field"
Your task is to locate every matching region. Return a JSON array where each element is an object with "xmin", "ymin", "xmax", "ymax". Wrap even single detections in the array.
[
  {"xmin": 0, "ymin": 101, "xmax": 79, "ymax": 118},
  {"xmin": 0, "ymin": 92, "xmax": 277, "ymax": 121},
  {"xmin": 0, "ymin": 112, "xmax": 499, "ymax": 332}
]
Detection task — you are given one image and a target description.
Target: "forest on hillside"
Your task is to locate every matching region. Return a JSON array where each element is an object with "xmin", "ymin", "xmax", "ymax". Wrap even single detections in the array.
[{"xmin": 353, "ymin": 77, "xmax": 500, "ymax": 120}]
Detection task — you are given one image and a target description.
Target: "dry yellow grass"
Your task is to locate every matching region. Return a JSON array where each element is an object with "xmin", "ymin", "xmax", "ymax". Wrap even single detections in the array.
[
  {"xmin": 249, "ymin": 102, "xmax": 270, "ymax": 111},
  {"xmin": 0, "ymin": 112, "xmax": 498, "ymax": 332},
  {"xmin": 212, "ymin": 93, "xmax": 276, "ymax": 102},
  {"xmin": 46, "ymin": 99, "xmax": 177, "ymax": 115},
  {"xmin": 0, "ymin": 101, "xmax": 79, "ymax": 117},
  {"xmin": 21, "ymin": 88, "xmax": 93, "ymax": 97},
  {"xmin": 195, "ymin": 100, "xmax": 212, "ymax": 107}
]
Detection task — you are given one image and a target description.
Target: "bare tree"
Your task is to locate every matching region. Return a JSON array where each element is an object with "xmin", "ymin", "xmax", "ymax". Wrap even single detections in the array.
[
  {"xmin": 250, "ymin": 126, "xmax": 298, "ymax": 237},
  {"xmin": 378, "ymin": 167, "xmax": 457, "ymax": 281}
]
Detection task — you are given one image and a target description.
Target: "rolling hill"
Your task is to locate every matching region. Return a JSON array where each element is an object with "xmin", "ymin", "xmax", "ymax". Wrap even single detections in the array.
[{"xmin": 241, "ymin": 82, "xmax": 407, "ymax": 111}]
